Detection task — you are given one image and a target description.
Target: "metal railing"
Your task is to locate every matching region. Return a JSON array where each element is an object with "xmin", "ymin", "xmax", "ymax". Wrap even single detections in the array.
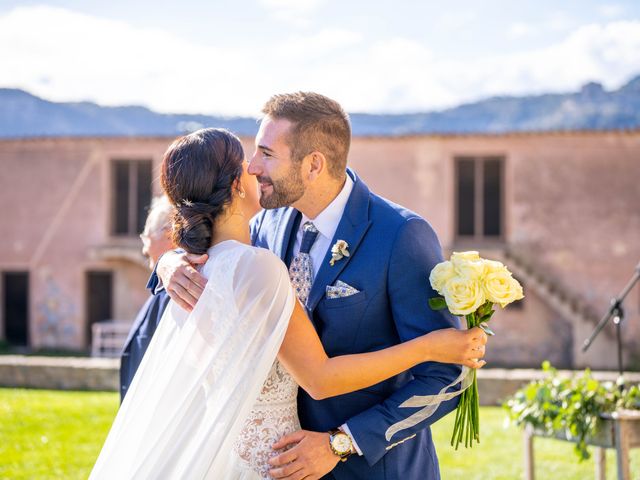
[{"xmin": 91, "ymin": 321, "xmax": 130, "ymax": 358}]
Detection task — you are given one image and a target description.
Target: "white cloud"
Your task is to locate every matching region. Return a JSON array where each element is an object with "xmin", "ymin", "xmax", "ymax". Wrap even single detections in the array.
[
  {"xmin": 1, "ymin": 6, "xmax": 640, "ymax": 116},
  {"xmin": 0, "ymin": 6, "xmax": 260, "ymax": 115},
  {"xmin": 507, "ymin": 12, "xmax": 581, "ymax": 39},
  {"xmin": 545, "ymin": 11, "xmax": 575, "ymax": 32},
  {"xmin": 277, "ymin": 28, "xmax": 363, "ymax": 57},
  {"xmin": 259, "ymin": 0, "xmax": 323, "ymax": 10},
  {"xmin": 599, "ymin": 4, "xmax": 624, "ymax": 19},
  {"xmin": 259, "ymin": 0, "xmax": 325, "ymax": 27},
  {"xmin": 312, "ymin": 21, "xmax": 640, "ymax": 113},
  {"xmin": 507, "ymin": 22, "xmax": 537, "ymax": 39},
  {"xmin": 436, "ymin": 11, "xmax": 477, "ymax": 31},
  {"xmin": 482, "ymin": 21, "xmax": 640, "ymax": 95}
]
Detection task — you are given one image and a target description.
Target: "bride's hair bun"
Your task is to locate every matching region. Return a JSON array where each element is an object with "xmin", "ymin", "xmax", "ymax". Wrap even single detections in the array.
[
  {"xmin": 161, "ymin": 128, "xmax": 244, "ymax": 254},
  {"xmin": 172, "ymin": 200, "xmax": 216, "ymax": 255}
]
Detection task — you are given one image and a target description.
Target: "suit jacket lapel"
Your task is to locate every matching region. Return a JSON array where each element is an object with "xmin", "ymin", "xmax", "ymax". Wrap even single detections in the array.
[
  {"xmin": 272, "ymin": 208, "xmax": 300, "ymax": 262},
  {"xmin": 306, "ymin": 170, "xmax": 372, "ymax": 312}
]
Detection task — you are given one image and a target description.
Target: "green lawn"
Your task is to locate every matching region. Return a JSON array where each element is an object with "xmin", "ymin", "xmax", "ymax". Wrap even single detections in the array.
[
  {"xmin": 433, "ymin": 406, "xmax": 640, "ymax": 479},
  {"xmin": 0, "ymin": 389, "xmax": 117, "ymax": 479},
  {"xmin": 1, "ymin": 388, "xmax": 639, "ymax": 479}
]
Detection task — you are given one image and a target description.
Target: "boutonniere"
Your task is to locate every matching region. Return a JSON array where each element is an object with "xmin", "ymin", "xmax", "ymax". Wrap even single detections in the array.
[{"xmin": 329, "ymin": 240, "xmax": 350, "ymax": 266}]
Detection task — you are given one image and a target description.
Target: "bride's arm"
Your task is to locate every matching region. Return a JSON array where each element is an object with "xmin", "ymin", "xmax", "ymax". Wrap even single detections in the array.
[{"xmin": 277, "ymin": 300, "xmax": 487, "ymax": 400}]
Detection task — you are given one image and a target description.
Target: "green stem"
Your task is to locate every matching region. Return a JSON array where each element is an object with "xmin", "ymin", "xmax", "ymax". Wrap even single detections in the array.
[
  {"xmin": 468, "ymin": 392, "xmax": 474, "ymax": 447},
  {"xmin": 468, "ymin": 403, "xmax": 473, "ymax": 448},
  {"xmin": 450, "ymin": 391, "xmax": 462, "ymax": 447},
  {"xmin": 449, "ymin": 309, "xmax": 488, "ymax": 448},
  {"xmin": 469, "ymin": 312, "xmax": 482, "ymax": 445},
  {"xmin": 469, "ymin": 387, "xmax": 476, "ymax": 446},
  {"xmin": 474, "ymin": 372, "xmax": 480, "ymax": 440},
  {"xmin": 456, "ymin": 390, "xmax": 468, "ymax": 449}
]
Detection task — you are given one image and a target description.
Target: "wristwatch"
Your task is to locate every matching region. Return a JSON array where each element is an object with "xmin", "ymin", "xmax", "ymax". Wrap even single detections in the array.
[{"xmin": 328, "ymin": 429, "xmax": 354, "ymax": 462}]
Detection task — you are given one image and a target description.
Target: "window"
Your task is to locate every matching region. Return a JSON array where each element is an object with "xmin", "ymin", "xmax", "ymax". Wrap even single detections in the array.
[
  {"xmin": 86, "ymin": 271, "xmax": 113, "ymax": 346},
  {"xmin": 455, "ymin": 157, "xmax": 504, "ymax": 240},
  {"xmin": 111, "ymin": 160, "xmax": 152, "ymax": 236},
  {"xmin": 2, "ymin": 272, "xmax": 29, "ymax": 346}
]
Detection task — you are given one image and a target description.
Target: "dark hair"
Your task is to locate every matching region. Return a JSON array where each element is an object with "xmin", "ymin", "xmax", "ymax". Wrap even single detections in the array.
[
  {"xmin": 160, "ymin": 128, "xmax": 244, "ymax": 254},
  {"xmin": 261, "ymin": 92, "xmax": 350, "ymax": 179}
]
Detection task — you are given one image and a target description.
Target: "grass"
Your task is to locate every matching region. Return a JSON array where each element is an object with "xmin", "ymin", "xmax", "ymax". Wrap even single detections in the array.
[
  {"xmin": 1, "ymin": 388, "xmax": 639, "ymax": 479},
  {"xmin": 434, "ymin": 406, "xmax": 640, "ymax": 479},
  {"xmin": 0, "ymin": 388, "xmax": 117, "ymax": 479}
]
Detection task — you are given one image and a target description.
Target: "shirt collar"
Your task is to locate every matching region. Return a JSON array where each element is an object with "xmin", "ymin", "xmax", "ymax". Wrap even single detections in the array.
[{"xmin": 300, "ymin": 175, "xmax": 354, "ymax": 241}]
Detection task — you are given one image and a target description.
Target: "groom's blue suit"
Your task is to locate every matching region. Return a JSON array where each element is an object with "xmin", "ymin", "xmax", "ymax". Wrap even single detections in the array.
[{"xmin": 251, "ymin": 169, "xmax": 461, "ymax": 480}]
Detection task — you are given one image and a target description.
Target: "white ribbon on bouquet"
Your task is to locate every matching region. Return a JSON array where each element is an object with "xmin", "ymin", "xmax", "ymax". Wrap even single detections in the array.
[{"xmin": 385, "ymin": 366, "xmax": 475, "ymax": 441}]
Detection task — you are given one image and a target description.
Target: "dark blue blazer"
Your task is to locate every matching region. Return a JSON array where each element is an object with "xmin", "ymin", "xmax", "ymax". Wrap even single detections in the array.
[
  {"xmin": 251, "ymin": 169, "xmax": 461, "ymax": 480},
  {"xmin": 119, "ymin": 279, "xmax": 170, "ymax": 403}
]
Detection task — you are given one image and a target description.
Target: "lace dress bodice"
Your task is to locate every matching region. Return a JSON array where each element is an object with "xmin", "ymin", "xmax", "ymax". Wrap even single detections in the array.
[{"xmin": 234, "ymin": 360, "xmax": 300, "ymax": 479}]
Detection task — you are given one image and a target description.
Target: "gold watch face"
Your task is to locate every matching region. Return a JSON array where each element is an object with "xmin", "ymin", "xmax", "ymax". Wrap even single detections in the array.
[{"xmin": 331, "ymin": 433, "xmax": 352, "ymax": 455}]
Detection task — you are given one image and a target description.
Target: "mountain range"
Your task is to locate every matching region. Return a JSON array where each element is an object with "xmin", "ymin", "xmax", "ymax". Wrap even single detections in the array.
[{"xmin": 2, "ymin": 76, "xmax": 640, "ymax": 138}]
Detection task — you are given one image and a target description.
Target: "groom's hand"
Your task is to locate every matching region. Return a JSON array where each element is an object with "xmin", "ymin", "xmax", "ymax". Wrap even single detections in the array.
[
  {"xmin": 157, "ymin": 250, "xmax": 208, "ymax": 311},
  {"xmin": 269, "ymin": 430, "xmax": 340, "ymax": 480}
]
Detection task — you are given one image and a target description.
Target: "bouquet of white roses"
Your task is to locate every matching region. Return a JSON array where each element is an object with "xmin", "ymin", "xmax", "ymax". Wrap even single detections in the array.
[{"xmin": 429, "ymin": 251, "xmax": 524, "ymax": 449}]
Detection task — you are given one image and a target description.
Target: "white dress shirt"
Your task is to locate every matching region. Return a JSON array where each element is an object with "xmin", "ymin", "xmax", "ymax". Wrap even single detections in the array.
[
  {"xmin": 291, "ymin": 174, "xmax": 364, "ymax": 456},
  {"xmin": 291, "ymin": 175, "xmax": 354, "ymax": 278}
]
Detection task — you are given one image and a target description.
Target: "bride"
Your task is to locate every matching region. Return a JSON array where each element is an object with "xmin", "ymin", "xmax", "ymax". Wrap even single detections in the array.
[{"xmin": 90, "ymin": 128, "xmax": 487, "ymax": 479}]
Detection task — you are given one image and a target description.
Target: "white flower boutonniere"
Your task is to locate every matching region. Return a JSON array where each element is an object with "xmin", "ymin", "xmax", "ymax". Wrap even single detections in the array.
[{"xmin": 329, "ymin": 240, "xmax": 350, "ymax": 266}]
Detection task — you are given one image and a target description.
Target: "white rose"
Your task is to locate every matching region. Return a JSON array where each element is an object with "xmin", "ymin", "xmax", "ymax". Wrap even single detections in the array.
[
  {"xmin": 483, "ymin": 265, "xmax": 524, "ymax": 308},
  {"xmin": 441, "ymin": 275, "xmax": 486, "ymax": 316},
  {"xmin": 429, "ymin": 261, "xmax": 456, "ymax": 295},
  {"xmin": 451, "ymin": 251, "xmax": 486, "ymax": 280},
  {"xmin": 451, "ymin": 251, "xmax": 480, "ymax": 262}
]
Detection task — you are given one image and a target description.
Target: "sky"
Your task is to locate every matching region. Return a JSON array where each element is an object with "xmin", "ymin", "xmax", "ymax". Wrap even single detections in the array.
[{"xmin": 1, "ymin": 0, "xmax": 640, "ymax": 116}]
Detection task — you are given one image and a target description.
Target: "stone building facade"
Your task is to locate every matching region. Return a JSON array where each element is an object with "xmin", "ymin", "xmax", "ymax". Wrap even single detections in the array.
[{"xmin": 0, "ymin": 131, "xmax": 638, "ymax": 370}]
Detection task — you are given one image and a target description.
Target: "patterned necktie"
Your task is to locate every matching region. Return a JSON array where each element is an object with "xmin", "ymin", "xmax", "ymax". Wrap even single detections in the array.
[{"xmin": 289, "ymin": 221, "xmax": 319, "ymax": 305}]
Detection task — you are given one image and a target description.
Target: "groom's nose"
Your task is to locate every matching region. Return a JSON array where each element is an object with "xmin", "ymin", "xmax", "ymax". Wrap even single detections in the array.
[{"xmin": 247, "ymin": 154, "xmax": 261, "ymax": 175}]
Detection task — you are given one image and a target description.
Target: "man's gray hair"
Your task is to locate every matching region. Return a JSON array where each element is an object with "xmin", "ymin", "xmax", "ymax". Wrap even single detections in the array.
[{"xmin": 144, "ymin": 195, "xmax": 174, "ymax": 234}]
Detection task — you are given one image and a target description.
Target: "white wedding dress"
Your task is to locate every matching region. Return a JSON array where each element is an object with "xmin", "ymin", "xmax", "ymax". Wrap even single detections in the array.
[{"xmin": 90, "ymin": 240, "xmax": 299, "ymax": 480}]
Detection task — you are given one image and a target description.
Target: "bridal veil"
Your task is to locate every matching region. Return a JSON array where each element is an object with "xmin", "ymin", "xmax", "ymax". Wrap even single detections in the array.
[{"xmin": 90, "ymin": 241, "xmax": 295, "ymax": 479}]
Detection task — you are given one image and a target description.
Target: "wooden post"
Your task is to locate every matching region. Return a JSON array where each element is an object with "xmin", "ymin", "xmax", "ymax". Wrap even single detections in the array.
[
  {"xmin": 522, "ymin": 411, "xmax": 640, "ymax": 480},
  {"xmin": 524, "ymin": 424, "xmax": 535, "ymax": 480},
  {"xmin": 594, "ymin": 447, "xmax": 606, "ymax": 480},
  {"xmin": 614, "ymin": 418, "xmax": 631, "ymax": 480}
]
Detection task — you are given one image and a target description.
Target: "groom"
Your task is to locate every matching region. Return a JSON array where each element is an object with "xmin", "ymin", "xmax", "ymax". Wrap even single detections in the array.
[{"xmin": 158, "ymin": 92, "xmax": 467, "ymax": 479}]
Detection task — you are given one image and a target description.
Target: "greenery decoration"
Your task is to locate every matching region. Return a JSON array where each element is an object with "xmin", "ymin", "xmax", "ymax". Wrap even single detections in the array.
[{"xmin": 504, "ymin": 361, "xmax": 640, "ymax": 460}]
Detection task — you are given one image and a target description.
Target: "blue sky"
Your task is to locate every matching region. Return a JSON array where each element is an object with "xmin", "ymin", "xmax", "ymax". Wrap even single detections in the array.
[{"xmin": 1, "ymin": 0, "xmax": 639, "ymax": 115}]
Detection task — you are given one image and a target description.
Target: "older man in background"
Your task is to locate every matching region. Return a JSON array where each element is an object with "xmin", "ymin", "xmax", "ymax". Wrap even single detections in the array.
[{"xmin": 119, "ymin": 195, "xmax": 175, "ymax": 402}]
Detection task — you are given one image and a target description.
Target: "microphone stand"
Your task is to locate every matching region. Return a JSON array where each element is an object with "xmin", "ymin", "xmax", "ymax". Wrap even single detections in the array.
[{"xmin": 582, "ymin": 262, "xmax": 640, "ymax": 392}]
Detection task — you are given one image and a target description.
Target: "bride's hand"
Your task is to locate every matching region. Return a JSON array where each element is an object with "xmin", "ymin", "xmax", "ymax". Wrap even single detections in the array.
[
  {"xmin": 157, "ymin": 250, "xmax": 208, "ymax": 311},
  {"xmin": 423, "ymin": 327, "xmax": 488, "ymax": 369}
]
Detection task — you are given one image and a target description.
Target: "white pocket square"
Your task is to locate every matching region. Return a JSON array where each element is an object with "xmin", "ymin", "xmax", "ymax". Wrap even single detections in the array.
[{"xmin": 325, "ymin": 280, "xmax": 360, "ymax": 299}]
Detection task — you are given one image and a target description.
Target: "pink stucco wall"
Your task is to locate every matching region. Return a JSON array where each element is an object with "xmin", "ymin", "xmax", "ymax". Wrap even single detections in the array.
[{"xmin": 0, "ymin": 131, "xmax": 638, "ymax": 369}]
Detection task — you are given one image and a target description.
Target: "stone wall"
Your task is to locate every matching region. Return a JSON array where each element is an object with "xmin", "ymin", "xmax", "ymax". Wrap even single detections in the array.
[
  {"xmin": 3, "ymin": 356, "xmax": 640, "ymax": 407},
  {"xmin": 345, "ymin": 131, "xmax": 640, "ymax": 370},
  {"xmin": 0, "ymin": 355, "xmax": 118, "ymax": 391},
  {"xmin": 0, "ymin": 131, "xmax": 638, "ymax": 369}
]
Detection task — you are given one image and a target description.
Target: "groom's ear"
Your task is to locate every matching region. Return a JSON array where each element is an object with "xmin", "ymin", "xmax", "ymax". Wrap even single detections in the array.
[{"xmin": 305, "ymin": 151, "xmax": 327, "ymax": 182}]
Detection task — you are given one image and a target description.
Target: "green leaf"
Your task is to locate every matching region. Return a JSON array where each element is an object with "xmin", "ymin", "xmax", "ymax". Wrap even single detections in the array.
[
  {"xmin": 429, "ymin": 297, "xmax": 447, "ymax": 311},
  {"xmin": 478, "ymin": 301, "xmax": 494, "ymax": 317},
  {"xmin": 503, "ymin": 360, "xmax": 640, "ymax": 462},
  {"xmin": 480, "ymin": 310, "xmax": 496, "ymax": 322}
]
